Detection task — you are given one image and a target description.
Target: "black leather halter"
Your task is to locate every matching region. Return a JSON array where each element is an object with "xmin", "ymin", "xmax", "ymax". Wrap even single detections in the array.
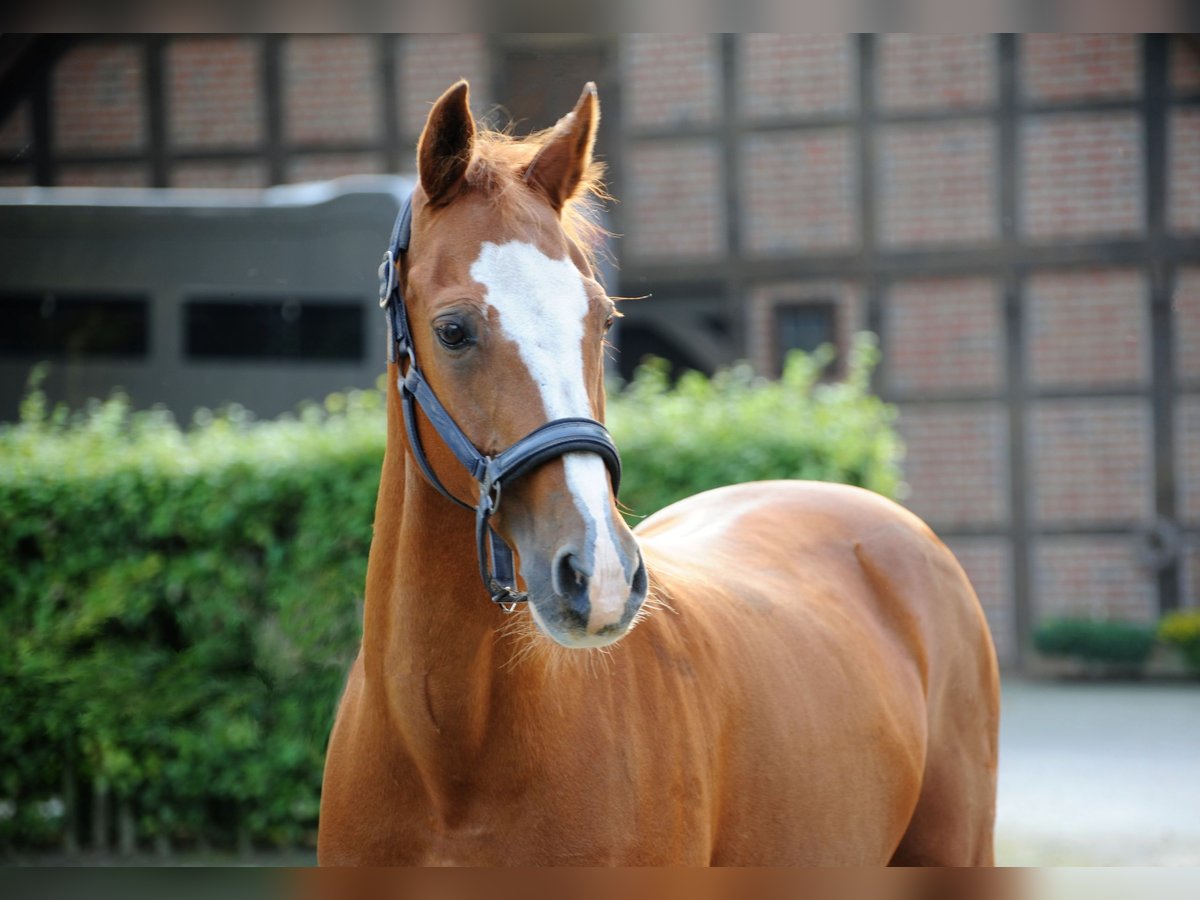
[{"xmin": 378, "ymin": 193, "xmax": 623, "ymax": 610}]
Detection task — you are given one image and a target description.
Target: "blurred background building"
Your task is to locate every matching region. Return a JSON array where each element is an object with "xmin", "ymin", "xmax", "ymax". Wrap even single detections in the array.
[{"xmin": 1, "ymin": 33, "xmax": 1198, "ymax": 666}]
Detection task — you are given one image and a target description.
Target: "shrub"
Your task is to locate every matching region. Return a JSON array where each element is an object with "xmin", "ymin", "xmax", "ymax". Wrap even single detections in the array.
[
  {"xmin": 0, "ymin": 338, "xmax": 899, "ymax": 850},
  {"xmin": 607, "ymin": 335, "xmax": 903, "ymax": 519},
  {"xmin": 1, "ymin": 380, "xmax": 384, "ymax": 850},
  {"xmin": 1158, "ymin": 610, "xmax": 1200, "ymax": 675},
  {"xmin": 1032, "ymin": 618, "xmax": 1158, "ymax": 671}
]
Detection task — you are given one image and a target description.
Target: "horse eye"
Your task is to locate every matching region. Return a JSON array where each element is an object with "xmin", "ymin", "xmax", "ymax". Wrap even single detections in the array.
[{"xmin": 435, "ymin": 321, "xmax": 468, "ymax": 348}]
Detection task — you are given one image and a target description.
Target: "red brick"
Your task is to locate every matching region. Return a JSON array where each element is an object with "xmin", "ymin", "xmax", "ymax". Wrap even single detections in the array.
[
  {"xmin": 738, "ymin": 34, "xmax": 856, "ymax": 120},
  {"xmin": 624, "ymin": 139, "xmax": 724, "ymax": 260},
  {"xmin": 53, "ymin": 42, "xmax": 145, "ymax": 153},
  {"xmin": 171, "ymin": 160, "xmax": 268, "ymax": 188},
  {"xmin": 167, "ymin": 36, "xmax": 263, "ymax": 149},
  {"xmin": 878, "ymin": 120, "xmax": 997, "ymax": 247},
  {"xmin": 1033, "ymin": 536, "xmax": 1157, "ymax": 622},
  {"xmin": 623, "ymin": 34, "xmax": 721, "ymax": 128},
  {"xmin": 1183, "ymin": 543, "xmax": 1200, "ymax": 608},
  {"xmin": 1169, "ymin": 108, "xmax": 1200, "ymax": 233},
  {"xmin": 746, "ymin": 280, "xmax": 864, "ymax": 377},
  {"xmin": 56, "ymin": 163, "xmax": 149, "ymax": 187},
  {"xmin": 1029, "ymin": 399, "xmax": 1153, "ymax": 526},
  {"xmin": 1176, "ymin": 267, "xmax": 1200, "ymax": 381},
  {"xmin": 1170, "ymin": 35, "xmax": 1200, "ymax": 94},
  {"xmin": 1021, "ymin": 34, "xmax": 1140, "ymax": 103},
  {"xmin": 884, "ymin": 277, "xmax": 1004, "ymax": 394},
  {"xmin": 943, "ymin": 537, "xmax": 1016, "ymax": 666},
  {"xmin": 1178, "ymin": 397, "xmax": 1200, "ymax": 525},
  {"xmin": 285, "ymin": 153, "xmax": 384, "ymax": 184},
  {"xmin": 283, "ymin": 36, "xmax": 380, "ymax": 146},
  {"xmin": 0, "ymin": 167, "xmax": 32, "ymax": 186},
  {"xmin": 1021, "ymin": 112, "xmax": 1144, "ymax": 240},
  {"xmin": 878, "ymin": 35, "xmax": 996, "ymax": 112},
  {"xmin": 0, "ymin": 99, "xmax": 31, "ymax": 155},
  {"xmin": 1026, "ymin": 269, "xmax": 1149, "ymax": 389},
  {"xmin": 398, "ymin": 34, "xmax": 490, "ymax": 140},
  {"xmin": 741, "ymin": 128, "xmax": 857, "ymax": 254},
  {"xmin": 896, "ymin": 403, "xmax": 1009, "ymax": 528}
]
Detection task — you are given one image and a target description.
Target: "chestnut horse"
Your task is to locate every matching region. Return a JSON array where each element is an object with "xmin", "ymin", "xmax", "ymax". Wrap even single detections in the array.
[{"xmin": 317, "ymin": 81, "xmax": 1000, "ymax": 865}]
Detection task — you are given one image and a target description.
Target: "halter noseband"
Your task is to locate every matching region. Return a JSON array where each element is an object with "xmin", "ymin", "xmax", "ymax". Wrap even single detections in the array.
[{"xmin": 378, "ymin": 193, "xmax": 622, "ymax": 611}]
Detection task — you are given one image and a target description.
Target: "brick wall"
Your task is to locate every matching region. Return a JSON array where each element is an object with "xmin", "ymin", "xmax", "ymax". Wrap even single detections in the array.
[
  {"xmin": 1179, "ymin": 397, "xmax": 1200, "ymax": 525},
  {"xmin": 624, "ymin": 140, "xmax": 724, "ymax": 260},
  {"xmin": 53, "ymin": 42, "xmax": 145, "ymax": 153},
  {"xmin": 1034, "ymin": 536, "xmax": 1157, "ymax": 621},
  {"xmin": 1170, "ymin": 36, "xmax": 1200, "ymax": 94},
  {"xmin": 738, "ymin": 34, "xmax": 856, "ymax": 120},
  {"xmin": 1184, "ymin": 546, "xmax": 1200, "ymax": 608},
  {"xmin": 1029, "ymin": 399, "xmax": 1153, "ymax": 527},
  {"xmin": 878, "ymin": 34, "xmax": 996, "ymax": 112},
  {"xmin": 282, "ymin": 36, "xmax": 381, "ymax": 146},
  {"xmin": 895, "ymin": 403, "xmax": 1009, "ymax": 529},
  {"xmin": 1169, "ymin": 108, "xmax": 1200, "ymax": 233},
  {"xmin": 0, "ymin": 168, "xmax": 31, "ymax": 186},
  {"xmin": 746, "ymin": 280, "xmax": 864, "ymax": 377},
  {"xmin": 0, "ymin": 99, "xmax": 30, "ymax": 155},
  {"xmin": 884, "ymin": 277, "xmax": 1004, "ymax": 395},
  {"xmin": 0, "ymin": 99, "xmax": 31, "ymax": 181},
  {"xmin": 171, "ymin": 160, "xmax": 267, "ymax": 189},
  {"xmin": 1180, "ymin": 398, "xmax": 1200, "ymax": 532},
  {"xmin": 741, "ymin": 129, "xmax": 857, "ymax": 254},
  {"xmin": 1020, "ymin": 112, "xmax": 1144, "ymax": 240},
  {"xmin": 56, "ymin": 163, "xmax": 148, "ymax": 187},
  {"xmin": 1176, "ymin": 267, "xmax": 1200, "ymax": 382},
  {"xmin": 398, "ymin": 34, "xmax": 489, "ymax": 140},
  {"xmin": 878, "ymin": 121, "xmax": 997, "ymax": 247},
  {"xmin": 1021, "ymin": 34, "xmax": 1140, "ymax": 103},
  {"xmin": 623, "ymin": 34, "xmax": 720, "ymax": 128},
  {"xmin": 286, "ymin": 153, "xmax": 384, "ymax": 184},
  {"xmin": 1026, "ymin": 269, "xmax": 1149, "ymax": 389},
  {"xmin": 944, "ymin": 537, "xmax": 1015, "ymax": 665},
  {"xmin": 167, "ymin": 37, "xmax": 262, "ymax": 150}
]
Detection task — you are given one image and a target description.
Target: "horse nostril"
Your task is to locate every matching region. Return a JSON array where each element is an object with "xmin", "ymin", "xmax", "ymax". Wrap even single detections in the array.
[{"xmin": 552, "ymin": 549, "xmax": 591, "ymax": 620}]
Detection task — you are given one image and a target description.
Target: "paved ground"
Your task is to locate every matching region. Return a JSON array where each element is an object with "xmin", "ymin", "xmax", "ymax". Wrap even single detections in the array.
[{"xmin": 995, "ymin": 677, "xmax": 1200, "ymax": 866}]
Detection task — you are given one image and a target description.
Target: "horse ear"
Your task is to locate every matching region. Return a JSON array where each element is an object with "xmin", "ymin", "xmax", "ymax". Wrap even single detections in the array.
[
  {"xmin": 523, "ymin": 82, "xmax": 599, "ymax": 212},
  {"xmin": 418, "ymin": 80, "xmax": 475, "ymax": 206}
]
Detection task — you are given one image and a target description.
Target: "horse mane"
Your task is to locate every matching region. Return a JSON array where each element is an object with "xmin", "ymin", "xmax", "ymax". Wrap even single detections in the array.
[{"xmin": 465, "ymin": 126, "xmax": 609, "ymax": 277}]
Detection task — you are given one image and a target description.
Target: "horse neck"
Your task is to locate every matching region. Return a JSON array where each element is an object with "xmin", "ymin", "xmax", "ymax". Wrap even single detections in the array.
[{"xmin": 361, "ymin": 368, "xmax": 530, "ymax": 762}]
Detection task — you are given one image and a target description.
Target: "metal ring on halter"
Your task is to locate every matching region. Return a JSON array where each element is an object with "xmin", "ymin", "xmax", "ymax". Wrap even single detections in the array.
[
  {"xmin": 378, "ymin": 250, "xmax": 396, "ymax": 308},
  {"xmin": 480, "ymin": 479, "xmax": 502, "ymax": 515}
]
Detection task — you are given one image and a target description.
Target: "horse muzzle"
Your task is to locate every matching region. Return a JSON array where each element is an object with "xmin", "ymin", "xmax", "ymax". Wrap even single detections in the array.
[{"xmin": 525, "ymin": 537, "xmax": 648, "ymax": 648}]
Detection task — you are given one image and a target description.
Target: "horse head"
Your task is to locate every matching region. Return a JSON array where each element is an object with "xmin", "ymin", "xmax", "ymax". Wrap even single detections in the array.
[{"xmin": 400, "ymin": 80, "xmax": 647, "ymax": 648}]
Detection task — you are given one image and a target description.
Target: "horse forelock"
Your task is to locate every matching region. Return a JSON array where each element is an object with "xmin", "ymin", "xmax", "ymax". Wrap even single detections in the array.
[{"xmin": 451, "ymin": 127, "xmax": 609, "ymax": 280}]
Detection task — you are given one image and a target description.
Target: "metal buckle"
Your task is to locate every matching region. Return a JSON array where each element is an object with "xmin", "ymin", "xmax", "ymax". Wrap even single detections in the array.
[
  {"xmin": 482, "ymin": 479, "xmax": 502, "ymax": 515},
  {"xmin": 378, "ymin": 249, "xmax": 396, "ymax": 308},
  {"xmin": 490, "ymin": 581, "xmax": 526, "ymax": 613}
]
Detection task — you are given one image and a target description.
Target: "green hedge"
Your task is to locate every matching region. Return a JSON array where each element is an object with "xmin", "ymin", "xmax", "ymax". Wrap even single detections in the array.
[
  {"xmin": 1032, "ymin": 618, "xmax": 1159, "ymax": 671},
  {"xmin": 0, "ymin": 338, "xmax": 900, "ymax": 851}
]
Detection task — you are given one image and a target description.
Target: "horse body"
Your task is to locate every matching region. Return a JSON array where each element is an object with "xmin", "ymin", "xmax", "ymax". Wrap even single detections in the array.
[
  {"xmin": 320, "ymin": 474, "xmax": 997, "ymax": 865},
  {"xmin": 317, "ymin": 80, "xmax": 999, "ymax": 866}
]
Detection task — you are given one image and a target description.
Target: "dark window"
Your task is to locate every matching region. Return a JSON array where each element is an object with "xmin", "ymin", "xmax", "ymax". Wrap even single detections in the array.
[
  {"xmin": 185, "ymin": 298, "xmax": 362, "ymax": 361},
  {"xmin": 774, "ymin": 301, "xmax": 837, "ymax": 375},
  {"xmin": 1, "ymin": 292, "xmax": 148, "ymax": 357}
]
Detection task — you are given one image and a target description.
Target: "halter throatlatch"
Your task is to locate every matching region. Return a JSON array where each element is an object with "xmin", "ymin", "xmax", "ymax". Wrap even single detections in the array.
[{"xmin": 378, "ymin": 193, "xmax": 622, "ymax": 610}]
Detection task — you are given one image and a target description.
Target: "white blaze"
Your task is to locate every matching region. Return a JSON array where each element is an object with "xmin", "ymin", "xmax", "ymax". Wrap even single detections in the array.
[{"xmin": 469, "ymin": 240, "xmax": 626, "ymax": 632}]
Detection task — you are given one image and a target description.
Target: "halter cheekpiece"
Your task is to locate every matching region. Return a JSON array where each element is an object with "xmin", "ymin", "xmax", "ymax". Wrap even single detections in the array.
[{"xmin": 378, "ymin": 193, "xmax": 622, "ymax": 611}]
